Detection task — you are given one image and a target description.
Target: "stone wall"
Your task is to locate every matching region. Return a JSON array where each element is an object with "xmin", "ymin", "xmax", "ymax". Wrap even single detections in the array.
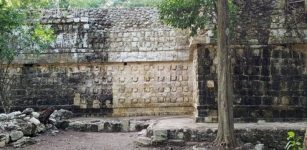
[
  {"xmin": 14, "ymin": 8, "xmax": 190, "ymax": 64},
  {"xmin": 196, "ymin": 45, "xmax": 307, "ymax": 122},
  {"xmin": 6, "ymin": 8, "xmax": 193, "ymax": 116},
  {"xmin": 195, "ymin": 0, "xmax": 307, "ymax": 122},
  {"xmin": 4, "ymin": 0, "xmax": 307, "ymax": 120}
]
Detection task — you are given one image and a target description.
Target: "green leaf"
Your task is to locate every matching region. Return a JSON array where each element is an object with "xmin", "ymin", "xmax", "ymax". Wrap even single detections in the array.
[{"xmin": 288, "ymin": 131, "xmax": 295, "ymax": 138}]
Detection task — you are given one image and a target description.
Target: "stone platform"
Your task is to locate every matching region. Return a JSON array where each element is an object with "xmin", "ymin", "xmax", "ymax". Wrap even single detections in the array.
[
  {"xmin": 139, "ymin": 116, "xmax": 307, "ymax": 149},
  {"xmin": 65, "ymin": 116, "xmax": 307, "ymax": 149}
]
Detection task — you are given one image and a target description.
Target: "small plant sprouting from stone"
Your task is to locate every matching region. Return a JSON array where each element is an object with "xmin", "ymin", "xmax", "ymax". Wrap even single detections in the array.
[{"xmin": 285, "ymin": 131, "xmax": 303, "ymax": 150}]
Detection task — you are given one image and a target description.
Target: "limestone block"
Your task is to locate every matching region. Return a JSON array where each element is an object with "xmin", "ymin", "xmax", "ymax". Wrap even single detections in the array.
[
  {"xmin": 80, "ymin": 17, "xmax": 89, "ymax": 22},
  {"xmin": 207, "ymin": 80, "xmax": 215, "ymax": 88},
  {"xmin": 73, "ymin": 93, "xmax": 81, "ymax": 106},
  {"xmin": 83, "ymin": 24, "xmax": 90, "ymax": 29},
  {"xmin": 92, "ymin": 100, "xmax": 101, "ymax": 109},
  {"xmin": 9, "ymin": 131, "xmax": 23, "ymax": 142},
  {"xmin": 152, "ymin": 130, "xmax": 167, "ymax": 143},
  {"xmin": 106, "ymin": 100, "xmax": 112, "ymax": 108},
  {"xmin": 80, "ymin": 99, "xmax": 87, "ymax": 109}
]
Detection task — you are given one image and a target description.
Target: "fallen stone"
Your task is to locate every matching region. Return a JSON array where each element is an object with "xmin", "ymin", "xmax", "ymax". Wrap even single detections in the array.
[
  {"xmin": 138, "ymin": 129, "xmax": 147, "ymax": 137},
  {"xmin": 16, "ymin": 114, "xmax": 26, "ymax": 119},
  {"xmin": 22, "ymin": 108, "xmax": 34, "ymax": 115},
  {"xmin": 86, "ymin": 123, "xmax": 104, "ymax": 132},
  {"xmin": 68, "ymin": 121, "xmax": 87, "ymax": 131},
  {"xmin": 0, "ymin": 134, "xmax": 7, "ymax": 148},
  {"xmin": 152, "ymin": 130, "xmax": 167, "ymax": 143},
  {"xmin": 0, "ymin": 140, "xmax": 5, "ymax": 148},
  {"xmin": 254, "ymin": 144, "xmax": 264, "ymax": 150},
  {"xmin": 29, "ymin": 117, "xmax": 40, "ymax": 126},
  {"xmin": 121, "ymin": 120, "xmax": 130, "ymax": 132},
  {"xmin": 104, "ymin": 121, "xmax": 122, "ymax": 132},
  {"xmin": 19, "ymin": 122, "xmax": 36, "ymax": 136},
  {"xmin": 130, "ymin": 120, "xmax": 150, "ymax": 132},
  {"xmin": 135, "ymin": 136, "xmax": 152, "ymax": 146},
  {"xmin": 7, "ymin": 111, "xmax": 21, "ymax": 120},
  {"xmin": 10, "ymin": 130, "xmax": 24, "ymax": 142},
  {"xmin": 36, "ymin": 124, "xmax": 46, "ymax": 133},
  {"xmin": 135, "ymin": 123, "xmax": 150, "ymax": 131},
  {"xmin": 0, "ymin": 114, "xmax": 8, "ymax": 121},
  {"xmin": 51, "ymin": 130, "xmax": 59, "ymax": 136},
  {"xmin": 45, "ymin": 124, "xmax": 56, "ymax": 130},
  {"xmin": 55, "ymin": 120, "xmax": 70, "ymax": 130},
  {"xmin": 51, "ymin": 109, "xmax": 73, "ymax": 121},
  {"xmin": 11, "ymin": 137, "xmax": 37, "ymax": 148},
  {"xmin": 31, "ymin": 112, "xmax": 40, "ymax": 119},
  {"xmin": 23, "ymin": 116, "xmax": 31, "ymax": 121},
  {"xmin": 176, "ymin": 132, "xmax": 184, "ymax": 139},
  {"xmin": 5, "ymin": 122, "xmax": 20, "ymax": 131},
  {"xmin": 0, "ymin": 133, "xmax": 10, "ymax": 144},
  {"xmin": 49, "ymin": 118, "xmax": 56, "ymax": 124}
]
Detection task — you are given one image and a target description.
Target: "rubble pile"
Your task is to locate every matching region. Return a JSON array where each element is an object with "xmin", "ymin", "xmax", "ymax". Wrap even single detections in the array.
[{"xmin": 0, "ymin": 108, "xmax": 73, "ymax": 148}]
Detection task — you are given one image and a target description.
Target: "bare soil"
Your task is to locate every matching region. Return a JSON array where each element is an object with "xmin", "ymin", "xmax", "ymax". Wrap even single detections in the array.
[{"xmin": 4, "ymin": 131, "xmax": 189, "ymax": 150}]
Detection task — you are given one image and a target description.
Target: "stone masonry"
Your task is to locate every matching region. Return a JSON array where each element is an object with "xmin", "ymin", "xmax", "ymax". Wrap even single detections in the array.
[
  {"xmin": 7, "ymin": 8, "xmax": 193, "ymax": 117},
  {"xmin": 3, "ymin": 0, "xmax": 307, "ymax": 121},
  {"xmin": 194, "ymin": 0, "xmax": 307, "ymax": 122}
]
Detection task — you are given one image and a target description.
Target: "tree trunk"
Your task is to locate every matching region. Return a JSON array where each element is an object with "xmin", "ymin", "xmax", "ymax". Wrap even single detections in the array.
[
  {"xmin": 214, "ymin": 0, "xmax": 236, "ymax": 148},
  {"xmin": 304, "ymin": 129, "xmax": 307, "ymax": 150}
]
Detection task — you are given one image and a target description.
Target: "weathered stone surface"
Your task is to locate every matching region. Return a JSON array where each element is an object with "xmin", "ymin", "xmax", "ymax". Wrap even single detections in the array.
[
  {"xmin": 0, "ymin": 114, "xmax": 8, "ymax": 121},
  {"xmin": 2, "ymin": 1, "xmax": 307, "ymax": 120},
  {"xmin": 196, "ymin": 45, "xmax": 307, "ymax": 122},
  {"xmin": 254, "ymin": 144, "xmax": 264, "ymax": 150},
  {"xmin": 121, "ymin": 120, "xmax": 130, "ymax": 132},
  {"xmin": 19, "ymin": 122, "xmax": 36, "ymax": 136},
  {"xmin": 135, "ymin": 136, "xmax": 152, "ymax": 146},
  {"xmin": 51, "ymin": 109, "xmax": 73, "ymax": 121},
  {"xmin": 138, "ymin": 129, "xmax": 148, "ymax": 137},
  {"xmin": 152, "ymin": 130, "xmax": 167, "ymax": 143},
  {"xmin": 55, "ymin": 120, "xmax": 70, "ymax": 130},
  {"xmin": 9, "ymin": 131, "xmax": 23, "ymax": 142},
  {"xmin": 31, "ymin": 112, "xmax": 40, "ymax": 119},
  {"xmin": 29, "ymin": 117, "xmax": 40, "ymax": 126},
  {"xmin": 0, "ymin": 140, "xmax": 5, "ymax": 148},
  {"xmin": 0, "ymin": 134, "xmax": 8, "ymax": 148},
  {"xmin": 35, "ymin": 124, "xmax": 46, "ymax": 133},
  {"xmin": 7, "ymin": 112, "xmax": 21, "ymax": 120},
  {"xmin": 22, "ymin": 108, "xmax": 34, "ymax": 115},
  {"xmin": 104, "ymin": 121, "xmax": 122, "ymax": 132},
  {"xmin": 3, "ymin": 122, "xmax": 20, "ymax": 131},
  {"xmin": 129, "ymin": 120, "xmax": 150, "ymax": 132},
  {"xmin": 11, "ymin": 137, "xmax": 37, "ymax": 148},
  {"xmin": 68, "ymin": 121, "xmax": 87, "ymax": 131}
]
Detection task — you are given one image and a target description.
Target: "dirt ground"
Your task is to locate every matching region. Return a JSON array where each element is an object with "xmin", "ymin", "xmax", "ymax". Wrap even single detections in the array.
[{"xmin": 4, "ymin": 131, "xmax": 189, "ymax": 150}]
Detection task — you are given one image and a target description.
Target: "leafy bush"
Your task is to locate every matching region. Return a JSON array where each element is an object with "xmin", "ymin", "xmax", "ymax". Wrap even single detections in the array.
[{"xmin": 285, "ymin": 131, "xmax": 303, "ymax": 150}]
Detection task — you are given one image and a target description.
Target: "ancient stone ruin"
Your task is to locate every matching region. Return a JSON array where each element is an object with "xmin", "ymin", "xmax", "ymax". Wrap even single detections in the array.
[{"xmin": 5, "ymin": 0, "xmax": 307, "ymax": 123}]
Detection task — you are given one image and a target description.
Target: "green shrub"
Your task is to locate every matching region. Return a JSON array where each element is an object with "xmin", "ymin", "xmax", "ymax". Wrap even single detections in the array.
[{"xmin": 285, "ymin": 131, "xmax": 303, "ymax": 150}]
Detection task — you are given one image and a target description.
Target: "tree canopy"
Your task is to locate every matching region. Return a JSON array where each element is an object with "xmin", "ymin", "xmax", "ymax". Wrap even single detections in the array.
[
  {"xmin": 0, "ymin": 0, "xmax": 54, "ymax": 113},
  {"xmin": 0, "ymin": 0, "xmax": 54, "ymax": 63},
  {"xmin": 159, "ymin": 0, "xmax": 215, "ymax": 35},
  {"xmin": 159, "ymin": 0, "xmax": 236, "ymax": 36}
]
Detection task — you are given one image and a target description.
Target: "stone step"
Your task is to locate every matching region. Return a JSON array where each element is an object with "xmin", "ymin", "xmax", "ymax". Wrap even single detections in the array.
[{"xmin": 67, "ymin": 119, "xmax": 152, "ymax": 132}]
